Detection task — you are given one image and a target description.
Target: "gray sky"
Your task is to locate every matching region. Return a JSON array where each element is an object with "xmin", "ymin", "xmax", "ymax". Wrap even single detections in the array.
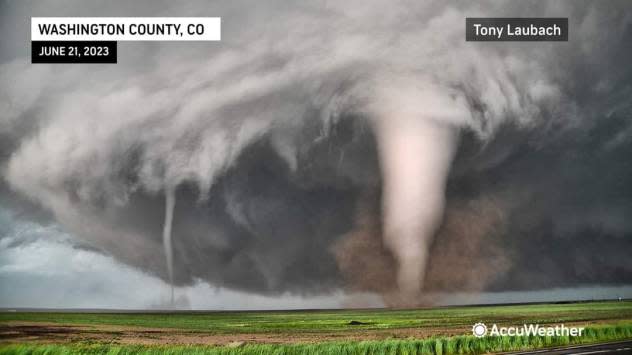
[
  {"xmin": 1, "ymin": 0, "xmax": 631, "ymax": 309},
  {"xmin": 0, "ymin": 206, "xmax": 367, "ymax": 309}
]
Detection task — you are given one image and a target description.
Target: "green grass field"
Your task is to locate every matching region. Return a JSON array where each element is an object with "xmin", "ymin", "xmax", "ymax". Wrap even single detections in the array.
[
  {"xmin": 3, "ymin": 301, "xmax": 632, "ymax": 333},
  {"xmin": 1, "ymin": 301, "xmax": 631, "ymax": 354}
]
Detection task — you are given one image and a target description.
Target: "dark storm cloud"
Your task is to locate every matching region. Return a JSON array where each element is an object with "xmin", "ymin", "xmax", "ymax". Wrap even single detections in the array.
[
  {"xmin": 450, "ymin": 110, "xmax": 632, "ymax": 290},
  {"xmin": 0, "ymin": 0, "xmax": 631, "ymax": 299}
]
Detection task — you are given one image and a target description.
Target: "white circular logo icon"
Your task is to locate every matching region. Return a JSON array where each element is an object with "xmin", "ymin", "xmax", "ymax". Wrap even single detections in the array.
[{"xmin": 472, "ymin": 322, "xmax": 487, "ymax": 337}]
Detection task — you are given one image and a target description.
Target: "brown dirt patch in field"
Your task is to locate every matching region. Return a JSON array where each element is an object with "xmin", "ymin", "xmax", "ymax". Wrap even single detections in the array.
[{"xmin": 0, "ymin": 321, "xmax": 468, "ymax": 345}]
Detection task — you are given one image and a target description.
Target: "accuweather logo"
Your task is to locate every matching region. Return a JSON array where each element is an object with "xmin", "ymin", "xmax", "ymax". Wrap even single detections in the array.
[
  {"xmin": 472, "ymin": 323, "xmax": 584, "ymax": 337},
  {"xmin": 472, "ymin": 323, "xmax": 488, "ymax": 337}
]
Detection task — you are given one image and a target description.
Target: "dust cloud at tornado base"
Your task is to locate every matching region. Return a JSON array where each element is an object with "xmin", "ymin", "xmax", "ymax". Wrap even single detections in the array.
[{"xmin": 0, "ymin": 0, "xmax": 631, "ymax": 306}]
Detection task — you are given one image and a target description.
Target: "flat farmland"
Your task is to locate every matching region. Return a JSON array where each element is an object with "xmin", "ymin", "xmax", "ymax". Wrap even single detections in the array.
[{"xmin": 1, "ymin": 301, "xmax": 631, "ymax": 354}]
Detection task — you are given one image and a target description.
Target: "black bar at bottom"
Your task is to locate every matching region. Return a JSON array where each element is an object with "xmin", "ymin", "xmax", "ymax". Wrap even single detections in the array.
[{"xmin": 32, "ymin": 41, "xmax": 117, "ymax": 64}]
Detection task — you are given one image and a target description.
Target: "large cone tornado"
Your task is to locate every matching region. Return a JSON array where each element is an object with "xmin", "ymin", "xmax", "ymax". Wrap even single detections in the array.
[{"xmin": 376, "ymin": 117, "xmax": 457, "ymax": 300}]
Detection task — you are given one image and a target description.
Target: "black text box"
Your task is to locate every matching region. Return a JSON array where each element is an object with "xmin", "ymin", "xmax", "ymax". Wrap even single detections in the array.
[
  {"xmin": 466, "ymin": 18, "xmax": 568, "ymax": 41},
  {"xmin": 32, "ymin": 41, "xmax": 117, "ymax": 63}
]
